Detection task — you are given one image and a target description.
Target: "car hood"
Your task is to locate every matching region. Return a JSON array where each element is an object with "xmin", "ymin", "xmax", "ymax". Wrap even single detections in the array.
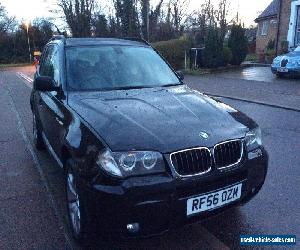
[
  {"xmin": 282, "ymin": 51, "xmax": 300, "ymax": 58},
  {"xmin": 68, "ymin": 85, "xmax": 256, "ymax": 153}
]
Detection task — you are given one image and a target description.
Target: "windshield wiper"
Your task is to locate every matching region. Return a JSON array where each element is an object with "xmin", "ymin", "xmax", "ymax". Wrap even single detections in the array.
[
  {"xmin": 103, "ymin": 84, "xmax": 182, "ymax": 91},
  {"xmin": 162, "ymin": 83, "xmax": 182, "ymax": 87},
  {"xmin": 113, "ymin": 86, "xmax": 153, "ymax": 90}
]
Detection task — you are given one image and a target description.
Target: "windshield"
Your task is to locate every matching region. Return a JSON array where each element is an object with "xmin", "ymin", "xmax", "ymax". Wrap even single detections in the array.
[
  {"xmin": 66, "ymin": 45, "xmax": 180, "ymax": 91},
  {"xmin": 294, "ymin": 46, "xmax": 300, "ymax": 52}
]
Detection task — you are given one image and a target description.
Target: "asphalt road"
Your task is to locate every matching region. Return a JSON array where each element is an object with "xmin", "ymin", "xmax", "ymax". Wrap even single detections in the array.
[
  {"xmin": 185, "ymin": 67, "xmax": 300, "ymax": 111},
  {"xmin": 0, "ymin": 66, "xmax": 299, "ymax": 249}
]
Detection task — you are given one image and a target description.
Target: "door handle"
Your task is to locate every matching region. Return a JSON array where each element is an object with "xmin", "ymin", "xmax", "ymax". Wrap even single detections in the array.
[{"xmin": 55, "ymin": 117, "xmax": 64, "ymax": 126}]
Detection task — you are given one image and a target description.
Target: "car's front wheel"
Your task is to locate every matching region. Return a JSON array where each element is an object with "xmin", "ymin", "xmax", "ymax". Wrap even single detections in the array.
[
  {"xmin": 33, "ymin": 114, "xmax": 45, "ymax": 150},
  {"xmin": 65, "ymin": 159, "xmax": 93, "ymax": 244}
]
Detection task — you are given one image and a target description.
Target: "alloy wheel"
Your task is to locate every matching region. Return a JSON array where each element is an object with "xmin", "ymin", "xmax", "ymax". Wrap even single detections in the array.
[{"xmin": 67, "ymin": 171, "xmax": 81, "ymax": 235}]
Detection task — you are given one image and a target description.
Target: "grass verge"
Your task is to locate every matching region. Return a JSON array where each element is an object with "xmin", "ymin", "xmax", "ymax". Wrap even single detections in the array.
[{"xmin": 0, "ymin": 63, "xmax": 32, "ymax": 69}]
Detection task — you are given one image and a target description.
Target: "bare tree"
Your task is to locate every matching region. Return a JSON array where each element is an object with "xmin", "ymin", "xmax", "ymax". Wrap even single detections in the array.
[
  {"xmin": 57, "ymin": 0, "xmax": 95, "ymax": 37},
  {"xmin": 170, "ymin": 0, "xmax": 190, "ymax": 34},
  {"xmin": 113, "ymin": 0, "xmax": 140, "ymax": 37},
  {"xmin": 190, "ymin": 0, "xmax": 216, "ymax": 44},
  {"xmin": 149, "ymin": 0, "xmax": 164, "ymax": 40},
  {"xmin": 0, "ymin": 3, "xmax": 16, "ymax": 34},
  {"xmin": 203, "ymin": 0, "xmax": 217, "ymax": 27},
  {"xmin": 216, "ymin": 0, "xmax": 230, "ymax": 41},
  {"xmin": 140, "ymin": 0, "xmax": 149, "ymax": 40},
  {"xmin": 92, "ymin": 12, "xmax": 109, "ymax": 37}
]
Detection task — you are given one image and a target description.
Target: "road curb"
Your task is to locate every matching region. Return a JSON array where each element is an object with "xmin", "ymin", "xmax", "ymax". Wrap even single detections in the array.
[
  {"xmin": 242, "ymin": 63, "xmax": 271, "ymax": 68},
  {"xmin": 205, "ymin": 93, "xmax": 300, "ymax": 112}
]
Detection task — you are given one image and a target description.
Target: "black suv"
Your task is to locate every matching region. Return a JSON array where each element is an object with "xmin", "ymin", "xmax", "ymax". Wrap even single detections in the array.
[{"xmin": 30, "ymin": 36, "xmax": 268, "ymax": 243}]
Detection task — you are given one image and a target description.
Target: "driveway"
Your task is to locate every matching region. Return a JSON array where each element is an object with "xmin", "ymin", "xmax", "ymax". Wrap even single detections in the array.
[
  {"xmin": 185, "ymin": 67, "xmax": 300, "ymax": 111},
  {"xmin": 213, "ymin": 66, "xmax": 299, "ymax": 83}
]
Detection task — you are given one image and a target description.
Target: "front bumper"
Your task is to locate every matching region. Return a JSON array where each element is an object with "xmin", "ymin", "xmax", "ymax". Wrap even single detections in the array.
[
  {"xmin": 271, "ymin": 66, "xmax": 300, "ymax": 76},
  {"xmin": 82, "ymin": 147, "xmax": 268, "ymax": 237}
]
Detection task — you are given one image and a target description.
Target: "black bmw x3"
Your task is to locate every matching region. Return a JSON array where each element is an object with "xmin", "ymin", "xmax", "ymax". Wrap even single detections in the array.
[{"xmin": 30, "ymin": 36, "xmax": 268, "ymax": 243}]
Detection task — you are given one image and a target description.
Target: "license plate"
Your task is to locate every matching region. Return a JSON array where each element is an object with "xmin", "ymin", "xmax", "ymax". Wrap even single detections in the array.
[
  {"xmin": 187, "ymin": 183, "xmax": 242, "ymax": 216},
  {"xmin": 278, "ymin": 67, "xmax": 288, "ymax": 72}
]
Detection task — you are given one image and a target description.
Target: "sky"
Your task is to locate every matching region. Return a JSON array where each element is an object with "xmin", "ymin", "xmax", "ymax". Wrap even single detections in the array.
[{"xmin": 1, "ymin": 0, "xmax": 273, "ymax": 27}]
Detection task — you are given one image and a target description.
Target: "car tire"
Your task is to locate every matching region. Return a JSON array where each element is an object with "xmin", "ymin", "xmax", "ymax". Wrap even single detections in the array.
[
  {"xmin": 65, "ymin": 159, "xmax": 93, "ymax": 244},
  {"xmin": 276, "ymin": 73, "xmax": 284, "ymax": 78},
  {"xmin": 33, "ymin": 114, "xmax": 45, "ymax": 150}
]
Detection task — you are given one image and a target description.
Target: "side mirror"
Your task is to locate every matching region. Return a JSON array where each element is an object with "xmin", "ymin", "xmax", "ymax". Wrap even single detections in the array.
[
  {"xmin": 34, "ymin": 76, "xmax": 59, "ymax": 91},
  {"xmin": 176, "ymin": 71, "xmax": 184, "ymax": 81}
]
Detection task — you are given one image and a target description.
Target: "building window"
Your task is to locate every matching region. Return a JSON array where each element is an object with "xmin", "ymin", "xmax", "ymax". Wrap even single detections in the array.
[
  {"xmin": 261, "ymin": 20, "xmax": 269, "ymax": 36},
  {"xmin": 270, "ymin": 19, "xmax": 277, "ymax": 27}
]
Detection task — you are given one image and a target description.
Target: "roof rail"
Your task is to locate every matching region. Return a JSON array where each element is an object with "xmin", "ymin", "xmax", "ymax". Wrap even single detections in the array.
[
  {"xmin": 50, "ymin": 35, "xmax": 66, "ymax": 43},
  {"xmin": 123, "ymin": 37, "xmax": 150, "ymax": 46}
]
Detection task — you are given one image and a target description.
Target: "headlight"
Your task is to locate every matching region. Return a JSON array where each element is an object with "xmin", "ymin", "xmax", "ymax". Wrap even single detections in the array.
[
  {"xmin": 96, "ymin": 149, "xmax": 122, "ymax": 177},
  {"xmin": 289, "ymin": 59, "xmax": 296, "ymax": 66},
  {"xmin": 272, "ymin": 57, "xmax": 281, "ymax": 65},
  {"xmin": 96, "ymin": 149, "xmax": 165, "ymax": 178},
  {"xmin": 245, "ymin": 127, "xmax": 262, "ymax": 151}
]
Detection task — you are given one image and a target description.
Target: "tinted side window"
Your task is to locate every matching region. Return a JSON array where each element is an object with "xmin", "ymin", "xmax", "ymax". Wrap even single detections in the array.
[
  {"xmin": 39, "ymin": 46, "xmax": 51, "ymax": 75},
  {"xmin": 39, "ymin": 45, "xmax": 61, "ymax": 86},
  {"xmin": 51, "ymin": 46, "xmax": 61, "ymax": 86},
  {"xmin": 40, "ymin": 45, "xmax": 54, "ymax": 77}
]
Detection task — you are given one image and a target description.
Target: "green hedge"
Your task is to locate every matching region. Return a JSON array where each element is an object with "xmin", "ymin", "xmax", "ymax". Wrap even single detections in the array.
[
  {"xmin": 222, "ymin": 46, "xmax": 233, "ymax": 66},
  {"xmin": 152, "ymin": 38, "xmax": 191, "ymax": 70},
  {"xmin": 203, "ymin": 27, "xmax": 223, "ymax": 68},
  {"xmin": 228, "ymin": 25, "xmax": 248, "ymax": 65}
]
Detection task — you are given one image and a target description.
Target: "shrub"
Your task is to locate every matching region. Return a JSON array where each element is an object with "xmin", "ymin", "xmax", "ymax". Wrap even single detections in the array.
[
  {"xmin": 228, "ymin": 25, "xmax": 248, "ymax": 65},
  {"xmin": 152, "ymin": 38, "xmax": 191, "ymax": 70},
  {"xmin": 265, "ymin": 49, "xmax": 276, "ymax": 63},
  {"xmin": 203, "ymin": 27, "xmax": 223, "ymax": 68},
  {"xmin": 265, "ymin": 49, "xmax": 276, "ymax": 57},
  {"xmin": 267, "ymin": 39, "xmax": 275, "ymax": 50},
  {"xmin": 222, "ymin": 47, "xmax": 232, "ymax": 66},
  {"xmin": 245, "ymin": 53, "xmax": 257, "ymax": 62}
]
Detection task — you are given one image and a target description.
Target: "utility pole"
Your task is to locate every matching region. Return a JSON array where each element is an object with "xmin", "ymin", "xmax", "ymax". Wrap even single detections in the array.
[{"xmin": 25, "ymin": 21, "xmax": 32, "ymax": 63}]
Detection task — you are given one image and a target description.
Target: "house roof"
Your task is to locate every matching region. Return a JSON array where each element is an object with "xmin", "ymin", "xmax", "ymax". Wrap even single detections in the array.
[{"xmin": 255, "ymin": 0, "xmax": 280, "ymax": 22}]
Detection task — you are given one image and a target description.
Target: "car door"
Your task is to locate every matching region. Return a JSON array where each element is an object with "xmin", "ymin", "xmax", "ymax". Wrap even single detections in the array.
[{"xmin": 37, "ymin": 44, "xmax": 66, "ymax": 161}]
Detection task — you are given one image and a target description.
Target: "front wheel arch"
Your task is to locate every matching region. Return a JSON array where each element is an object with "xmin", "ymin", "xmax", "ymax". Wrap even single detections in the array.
[
  {"xmin": 61, "ymin": 146, "xmax": 71, "ymax": 171},
  {"xmin": 64, "ymin": 158, "xmax": 94, "ymax": 244}
]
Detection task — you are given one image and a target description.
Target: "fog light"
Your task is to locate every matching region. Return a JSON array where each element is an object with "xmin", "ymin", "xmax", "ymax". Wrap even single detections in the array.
[
  {"xmin": 126, "ymin": 223, "xmax": 140, "ymax": 233},
  {"xmin": 248, "ymin": 148, "xmax": 262, "ymax": 160}
]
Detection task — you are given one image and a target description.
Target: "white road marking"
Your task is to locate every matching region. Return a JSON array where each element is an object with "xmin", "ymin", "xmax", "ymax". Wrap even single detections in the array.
[
  {"xmin": 16, "ymin": 72, "xmax": 33, "ymax": 88},
  {"xmin": 15, "ymin": 70, "xmax": 230, "ymax": 249},
  {"xmin": 6, "ymin": 75, "xmax": 74, "ymax": 249}
]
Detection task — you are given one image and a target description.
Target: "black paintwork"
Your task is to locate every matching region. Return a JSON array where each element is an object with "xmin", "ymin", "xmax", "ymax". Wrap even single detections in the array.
[
  {"xmin": 68, "ymin": 86, "xmax": 256, "ymax": 153},
  {"xmin": 30, "ymin": 38, "xmax": 268, "ymax": 238}
]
